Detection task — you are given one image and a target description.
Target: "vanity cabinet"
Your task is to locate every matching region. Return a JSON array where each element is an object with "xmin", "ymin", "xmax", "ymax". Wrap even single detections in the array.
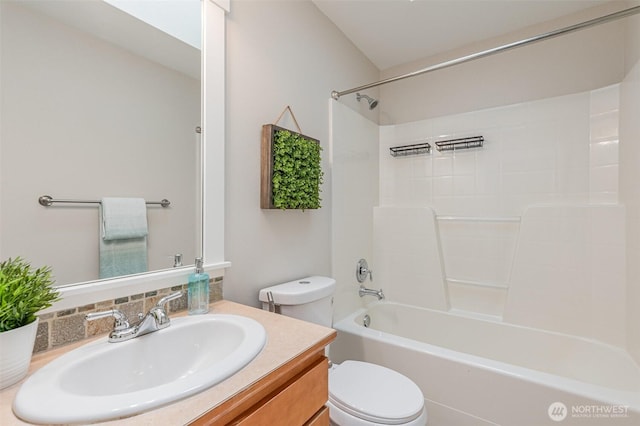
[
  {"xmin": 0, "ymin": 301, "xmax": 335, "ymax": 425},
  {"xmin": 191, "ymin": 348, "xmax": 330, "ymax": 426}
]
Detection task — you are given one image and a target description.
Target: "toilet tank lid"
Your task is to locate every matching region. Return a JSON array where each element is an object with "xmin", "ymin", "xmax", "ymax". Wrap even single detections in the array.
[{"xmin": 258, "ymin": 276, "xmax": 336, "ymax": 305}]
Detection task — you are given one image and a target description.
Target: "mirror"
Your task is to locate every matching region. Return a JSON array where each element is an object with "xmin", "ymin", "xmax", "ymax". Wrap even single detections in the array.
[{"xmin": 0, "ymin": 0, "xmax": 202, "ymax": 287}]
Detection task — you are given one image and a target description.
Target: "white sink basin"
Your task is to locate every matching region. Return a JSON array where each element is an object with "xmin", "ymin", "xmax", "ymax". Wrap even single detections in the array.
[{"xmin": 13, "ymin": 314, "xmax": 266, "ymax": 424}]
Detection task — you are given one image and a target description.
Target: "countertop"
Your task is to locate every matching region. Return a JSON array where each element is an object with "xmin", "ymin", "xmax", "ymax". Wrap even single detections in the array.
[{"xmin": 0, "ymin": 300, "xmax": 336, "ymax": 425}]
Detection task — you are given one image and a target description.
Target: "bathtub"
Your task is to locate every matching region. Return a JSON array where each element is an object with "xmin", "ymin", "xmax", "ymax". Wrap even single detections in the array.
[{"xmin": 330, "ymin": 302, "xmax": 640, "ymax": 426}]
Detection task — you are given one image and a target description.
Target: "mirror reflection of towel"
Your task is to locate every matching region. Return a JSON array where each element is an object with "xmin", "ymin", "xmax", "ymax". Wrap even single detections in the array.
[{"xmin": 99, "ymin": 198, "xmax": 148, "ymax": 279}]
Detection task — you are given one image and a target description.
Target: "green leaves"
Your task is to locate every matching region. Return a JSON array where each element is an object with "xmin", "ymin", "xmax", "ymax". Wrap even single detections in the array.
[
  {"xmin": 272, "ymin": 129, "xmax": 324, "ymax": 210},
  {"xmin": 0, "ymin": 257, "xmax": 60, "ymax": 332}
]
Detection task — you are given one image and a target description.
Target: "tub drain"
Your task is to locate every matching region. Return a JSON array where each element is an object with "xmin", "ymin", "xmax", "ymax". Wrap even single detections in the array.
[{"xmin": 363, "ymin": 314, "xmax": 370, "ymax": 327}]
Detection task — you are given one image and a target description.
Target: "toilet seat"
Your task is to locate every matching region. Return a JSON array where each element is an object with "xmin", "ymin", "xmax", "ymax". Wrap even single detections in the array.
[{"xmin": 329, "ymin": 361, "xmax": 425, "ymax": 425}]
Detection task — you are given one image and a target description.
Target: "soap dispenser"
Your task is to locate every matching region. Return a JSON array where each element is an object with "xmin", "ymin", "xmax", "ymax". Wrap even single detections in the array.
[{"xmin": 188, "ymin": 257, "xmax": 209, "ymax": 314}]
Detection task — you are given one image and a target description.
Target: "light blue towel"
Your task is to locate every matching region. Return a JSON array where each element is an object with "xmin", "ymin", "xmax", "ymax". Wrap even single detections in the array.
[
  {"xmin": 99, "ymin": 198, "xmax": 148, "ymax": 279},
  {"xmin": 101, "ymin": 197, "xmax": 148, "ymax": 240}
]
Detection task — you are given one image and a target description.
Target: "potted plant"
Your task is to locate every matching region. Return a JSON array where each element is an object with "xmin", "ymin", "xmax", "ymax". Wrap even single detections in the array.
[{"xmin": 0, "ymin": 257, "xmax": 60, "ymax": 389}]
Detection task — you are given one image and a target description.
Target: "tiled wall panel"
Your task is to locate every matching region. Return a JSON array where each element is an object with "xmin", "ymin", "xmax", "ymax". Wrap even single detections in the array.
[{"xmin": 377, "ymin": 86, "xmax": 625, "ymax": 338}]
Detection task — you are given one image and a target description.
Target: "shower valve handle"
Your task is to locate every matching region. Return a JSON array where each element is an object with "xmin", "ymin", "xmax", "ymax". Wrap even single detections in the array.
[
  {"xmin": 365, "ymin": 268, "xmax": 373, "ymax": 281},
  {"xmin": 356, "ymin": 258, "xmax": 373, "ymax": 283}
]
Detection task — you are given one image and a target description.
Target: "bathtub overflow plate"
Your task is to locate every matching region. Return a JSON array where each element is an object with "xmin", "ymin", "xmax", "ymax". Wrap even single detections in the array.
[{"xmin": 363, "ymin": 314, "xmax": 371, "ymax": 328}]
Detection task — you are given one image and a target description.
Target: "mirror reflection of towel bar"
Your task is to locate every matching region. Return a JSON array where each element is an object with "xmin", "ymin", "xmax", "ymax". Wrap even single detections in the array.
[{"xmin": 38, "ymin": 195, "xmax": 170, "ymax": 208}]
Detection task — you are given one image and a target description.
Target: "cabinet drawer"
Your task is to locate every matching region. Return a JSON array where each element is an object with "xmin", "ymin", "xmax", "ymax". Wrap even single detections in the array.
[
  {"xmin": 305, "ymin": 406, "xmax": 329, "ymax": 426},
  {"xmin": 234, "ymin": 357, "xmax": 328, "ymax": 426}
]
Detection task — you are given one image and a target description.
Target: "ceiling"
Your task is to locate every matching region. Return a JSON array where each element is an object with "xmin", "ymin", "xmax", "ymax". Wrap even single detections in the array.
[{"xmin": 313, "ymin": 0, "xmax": 614, "ymax": 70}]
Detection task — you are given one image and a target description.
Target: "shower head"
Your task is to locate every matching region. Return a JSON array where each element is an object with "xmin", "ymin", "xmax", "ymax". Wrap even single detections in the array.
[{"xmin": 356, "ymin": 93, "xmax": 378, "ymax": 110}]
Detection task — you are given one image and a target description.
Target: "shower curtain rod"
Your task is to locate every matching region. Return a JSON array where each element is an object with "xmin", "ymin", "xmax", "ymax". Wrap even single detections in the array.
[{"xmin": 330, "ymin": 5, "xmax": 640, "ymax": 100}]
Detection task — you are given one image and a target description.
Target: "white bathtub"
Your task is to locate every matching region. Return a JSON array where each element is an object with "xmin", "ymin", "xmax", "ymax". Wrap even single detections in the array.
[{"xmin": 330, "ymin": 302, "xmax": 640, "ymax": 426}]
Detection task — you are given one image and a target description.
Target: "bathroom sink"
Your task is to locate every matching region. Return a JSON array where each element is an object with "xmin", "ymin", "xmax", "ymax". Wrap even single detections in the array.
[{"xmin": 13, "ymin": 314, "xmax": 267, "ymax": 424}]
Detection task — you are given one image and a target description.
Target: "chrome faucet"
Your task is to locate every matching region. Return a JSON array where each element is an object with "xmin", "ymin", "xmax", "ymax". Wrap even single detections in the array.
[
  {"xmin": 355, "ymin": 258, "xmax": 384, "ymax": 300},
  {"xmin": 358, "ymin": 285, "xmax": 385, "ymax": 300},
  {"xmin": 86, "ymin": 291, "xmax": 183, "ymax": 343}
]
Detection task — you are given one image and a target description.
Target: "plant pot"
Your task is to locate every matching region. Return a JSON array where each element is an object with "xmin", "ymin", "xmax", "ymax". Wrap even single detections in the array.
[{"xmin": 0, "ymin": 318, "xmax": 39, "ymax": 390}]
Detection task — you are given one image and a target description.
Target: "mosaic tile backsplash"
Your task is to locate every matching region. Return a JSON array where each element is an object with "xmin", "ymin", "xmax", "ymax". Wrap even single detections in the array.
[{"xmin": 34, "ymin": 277, "xmax": 223, "ymax": 353}]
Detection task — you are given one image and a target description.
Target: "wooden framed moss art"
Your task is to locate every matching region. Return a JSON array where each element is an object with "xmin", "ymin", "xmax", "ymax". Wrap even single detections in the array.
[{"xmin": 261, "ymin": 120, "xmax": 324, "ymax": 210}]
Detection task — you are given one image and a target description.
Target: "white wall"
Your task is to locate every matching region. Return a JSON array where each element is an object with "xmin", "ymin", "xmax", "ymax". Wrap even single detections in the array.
[
  {"xmin": 330, "ymin": 101, "xmax": 379, "ymax": 321},
  {"xmin": 379, "ymin": 87, "xmax": 620, "ymax": 214},
  {"xmin": 620, "ymin": 0, "xmax": 640, "ymax": 363},
  {"xmin": 379, "ymin": 2, "xmax": 627, "ymax": 125},
  {"xmin": 223, "ymin": 0, "xmax": 379, "ymax": 307},
  {"xmin": 376, "ymin": 86, "xmax": 627, "ymax": 347},
  {"xmin": 0, "ymin": 3, "xmax": 199, "ymax": 285}
]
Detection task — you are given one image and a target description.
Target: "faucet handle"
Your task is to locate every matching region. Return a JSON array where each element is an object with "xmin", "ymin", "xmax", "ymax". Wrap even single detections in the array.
[
  {"xmin": 156, "ymin": 291, "xmax": 183, "ymax": 309},
  {"xmin": 146, "ymin": 291, "xmax": 183, "ymax": 330},
  {"xmin": 356, "ymin": 259, "xmax": 373, "ymax": 283},
  {"xmin": 85, "ymin": 309, "xmax": 130, "ymax": 331}
]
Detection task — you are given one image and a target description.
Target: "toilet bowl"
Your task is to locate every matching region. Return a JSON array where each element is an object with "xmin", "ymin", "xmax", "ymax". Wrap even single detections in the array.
[
  {"xmin": 328, "ymin": 361, "xmax": 427, "ymax": 426},
  {"xmin": 259, "ymin": 276, "xmax": 428, "ymax": 426}
]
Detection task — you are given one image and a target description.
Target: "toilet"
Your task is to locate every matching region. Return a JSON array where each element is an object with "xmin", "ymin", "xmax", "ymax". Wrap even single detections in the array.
[{"xmin": 259, "ymin": 276, "xmax": 428, "ymax": 426}]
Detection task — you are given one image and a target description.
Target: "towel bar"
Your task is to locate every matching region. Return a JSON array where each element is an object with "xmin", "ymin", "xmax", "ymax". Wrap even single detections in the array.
[{"xmin": 38, "ymin": 195, "xmax": 170, "ymax": 208}]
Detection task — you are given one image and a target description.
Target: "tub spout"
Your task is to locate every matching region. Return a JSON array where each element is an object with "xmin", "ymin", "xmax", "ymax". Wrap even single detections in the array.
[{"xmin": 359, "ymin": 285, "xmax": 385, "ymax": 300}]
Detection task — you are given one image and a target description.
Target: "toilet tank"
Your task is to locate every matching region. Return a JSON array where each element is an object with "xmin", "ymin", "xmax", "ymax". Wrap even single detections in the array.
[{"xmin": 258, "ymin": 276, "xmax": 336, "ymax": 327}]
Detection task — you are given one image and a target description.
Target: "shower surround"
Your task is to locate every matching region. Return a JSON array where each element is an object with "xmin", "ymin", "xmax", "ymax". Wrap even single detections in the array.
[
  {"xmin": 375, "ymin": 84, "xmax": 625, "ymax": 346},
  {"xmin": 329, "ymin": 84, "xmax": 636, "ymax": 424}
]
